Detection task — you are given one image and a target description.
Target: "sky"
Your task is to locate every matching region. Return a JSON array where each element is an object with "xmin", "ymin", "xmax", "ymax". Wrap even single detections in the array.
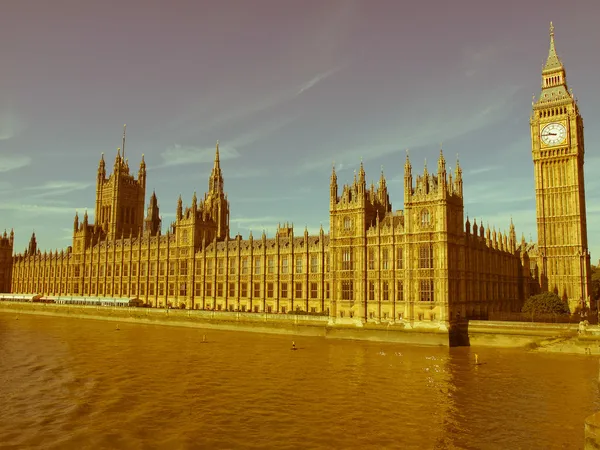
[{"xmin": 1, "ymin": 0, "xmax": 599, "ymax": 261}]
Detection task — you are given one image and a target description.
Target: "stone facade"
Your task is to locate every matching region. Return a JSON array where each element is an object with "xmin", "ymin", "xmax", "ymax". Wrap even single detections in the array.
[
  {"xmin": 529, "ymin": 22, "xmax": 592, "ymax": 311},
  {"xmin": 0, "ymin": 23, "xmax": 591, "ymax": 325}
]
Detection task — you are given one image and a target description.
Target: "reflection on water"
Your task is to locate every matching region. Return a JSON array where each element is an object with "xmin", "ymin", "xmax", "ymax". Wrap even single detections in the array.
[{"xmin": 0, "ymin": 313, "xmax": 598, "ymax": 449}]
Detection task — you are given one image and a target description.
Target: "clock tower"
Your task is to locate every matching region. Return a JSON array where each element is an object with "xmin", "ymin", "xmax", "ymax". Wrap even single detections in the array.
[{"xmin": 530, "ymin": 22, "xmax": 591, "ymax": 311}]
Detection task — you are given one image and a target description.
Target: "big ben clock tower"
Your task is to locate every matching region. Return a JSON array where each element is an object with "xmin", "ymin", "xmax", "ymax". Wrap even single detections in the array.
[{"xmin": 531, "ymin": 22, "xmax": 591, "ymax": 311}]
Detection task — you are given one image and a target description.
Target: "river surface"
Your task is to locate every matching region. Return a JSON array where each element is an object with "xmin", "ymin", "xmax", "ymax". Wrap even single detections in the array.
[{"xmin": 0, "ymin": 313, "xmax": 598, "ymax": 450}]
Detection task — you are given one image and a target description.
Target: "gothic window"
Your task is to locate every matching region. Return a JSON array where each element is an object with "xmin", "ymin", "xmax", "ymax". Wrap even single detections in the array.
[
  {"xmin": 368, "ymin": 249, "xmax": 375, "ymax": 270},
  {"xmin": 341, "ymin": 280, "xmax": 354, "ymax": 301},
  {"xmin": 241, "ymin": 283, "xmax": 247, "ymax": 298},
  {"xmin": 397, "ymin": 280, "xmax": 404, "ymax": 301},
  {"xmin": 310, "ymin": 255, "xmax": 318, "ymax": 273},
  {"xmin": 295, "ymin": 257, "xmax": 303, "ymax": 274},
  {"xmin": 230, "ymin": 258, "xmax": 236, "ymax": 275},
  {"xmin": 420, "ymin": 279, "xmax": 434, "ymax": 302},
  {"xmin": 281, "ymin": 282, "xmax": 288, "ymax": 298},
  {"xmin": 206, "ymin": 282, "xmax": 212, "ymax": 297},
  {"xmin": 342, "ymin": 248, "xmax": 353, "ymax": 270},
  {"xmin": 179, "ymin": 282, "xmax": 187, "ymax": 296},
  {"xmin": 421, "ymin": 209, "xmax": 431, "ymax": 227},
  {"xmin": 382, "ymin": 249, "xmax": 389, "ymax": 270},
  {"xmin": 343, "ymin": 217, "xmax": 351, "ymax": 231},
  {"xmin": 396, "ymin": 248, "xmax": 403, "ymax": 270},
  {"xmin": 229, "ymin": 282, "xmax": 235, "ymax": 297},
  {"xmin": 254, "ymin": 282, "xmax": 260, "ymax": 298},
  {"xmin": 310, "ymin": 282, "xmax": 318, "ymax": 299},
  {"xmin": 295, "ymin": 282, "xmax": 302, "ymax": 298},
  {"xmin": 242, "ymin": 257, "xmax": 248, "ymax": 275},
  {"xmin": 418, "ymin": 245, "xmax": 434, "ymax": 269},
  {"xmin": 281, "ymin": 257, "xmax": 288, "ymax": 274},
  {"xmin": 369, "ymin": 281, "xmax": 375, "ymax": 301},
  {"xmin": 218, "ymin": 258, "xmax": 224, "ymax": 275},
  {"xmin": 326, "ymin": 282, "xmax": 330, "ymax": 299},
  {"xmin": 268, "ymin": 257, "xmax": 275, "ymax": 274},
  {"xmin": 267, "ymin": 282, "xmax": 274, "ymax": 298},
  {"xmin": 217, "ymin": 283, "xmax": 223, "ymax": 297},
  {"xmin": 254, "ymin": 258, "xmax": 261, "ymax": 275},
  {"xmin": 383, "ymin": 281, "xmax": 389, "ymax": 301},
  {"xmin": 180, "ymin": 261, "xmax": 187, "ymax": 276}
]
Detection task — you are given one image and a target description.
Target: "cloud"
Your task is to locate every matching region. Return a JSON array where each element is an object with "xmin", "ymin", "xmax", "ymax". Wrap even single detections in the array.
[
  {"xmin": 24, "ymin": 181, "xmax": 93, "ymax": 198},
  {"xmin": 0, "ymin": 110, "xmax": 26, "ymax": 141},
  {"xmin": 0, "ymin": 154, "xmax": 31, "ymax": 172},
  {"xmin": 467, "ymin": 165, "xmax": 502, "ymax": 176},
  {"xmin": 296, "ymin": 84, "xmax": 524, "ymax": 174},
  {"xmin": 0, "ymin": 203, "xmax": 93, "ymax": 215},
  {"xmin": 158, "ymin": 114, "xmax": 298, "ymax": 169},
  {"xmin": 159, "ymin": 143, "xmax": 240, "ymax": 167},
  {"xmin": 296, "ymin": 68, "xmax": 339, "ymax": 96}
]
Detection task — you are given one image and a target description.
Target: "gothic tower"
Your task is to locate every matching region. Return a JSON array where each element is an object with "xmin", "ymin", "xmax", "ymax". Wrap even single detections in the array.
[
  {"xmin": 0, "ymin": 229, "xmax": 14, "ymax": 293},
  {"xmin": 94, "ymin": 126, "xmax": 147, "ymax": 240},
  {"xmin": 530, "ymin": 22, "xmax": 591, "ymax": 310}
]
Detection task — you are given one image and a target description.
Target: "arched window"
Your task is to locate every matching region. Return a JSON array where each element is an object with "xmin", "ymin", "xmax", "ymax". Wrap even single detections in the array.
[{"xmin": 421, "ymin": 209, "xmax": 431, "ymax": 227}]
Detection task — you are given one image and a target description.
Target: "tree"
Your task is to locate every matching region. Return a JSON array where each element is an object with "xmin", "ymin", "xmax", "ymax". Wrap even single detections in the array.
[
  {"xmin": 591, "ymin": 265, "xmax": 600, "ymax": 306},
  {"xmin": 521, "ymin": 292, "xmax": 570, "ymax": 315}
]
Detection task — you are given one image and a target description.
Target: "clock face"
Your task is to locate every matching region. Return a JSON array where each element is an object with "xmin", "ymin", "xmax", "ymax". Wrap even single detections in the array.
[{"xmin": 540, "ymin": 122, "xmax": 567, "ymax": 146}]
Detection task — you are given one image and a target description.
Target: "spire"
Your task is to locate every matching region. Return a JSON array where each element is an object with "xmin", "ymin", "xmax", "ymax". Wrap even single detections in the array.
[
  {"xmin": 177, "ymin": 194, "xmax": 183, "ymax": 221},
  {"xmin": 330, "ymin": 161, "xmax": 337, "ymax": 185},
  {"xmin": 209, "ymin": 141, "xmax": 224, "ymax": 193},
  {"xmin": 543, "ymin": 22, "xmax": 563, "ymax": 74},
  {"xmin": 122, "ymin": 124, "xmax": 127, "ymax": 161},
  {"xmin": 358, "ymin": 158, "xmax": 365, "ymax": 186}
]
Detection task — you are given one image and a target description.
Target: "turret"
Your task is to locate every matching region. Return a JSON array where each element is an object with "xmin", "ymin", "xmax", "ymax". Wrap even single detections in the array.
[
  {"xmin": 437, "ymin": 149, "xmax": 447, "ymax": 194},
  {"xmin": 138, "ymin": 154, "xmax": 146, "ymax": 189},
  {"xmin": 330, "ymin": 163, "xmax": 338, "ymax": 206},
  {"xmin": 145, "ymin": 190, "xmax": 161, "ymax": 236},
  {"xmin": 176, "ymin": 194, "xmax": 183, "ymax": 221},
  {"xmin": 454, "ymin": 156, "xmax": 463, "ymax": 197},
  {"xmin": 404, "ymin": 151, "xmax": 413, "ymax": 201},
  {"xmin": 28, "ymin": 232, "xmax": 37, "ymax": 255},
  {"xmin": 509, "ymin": 218, "xmax": 517, "ymax": 253},
  {"xmin": 74, "ymin": 211, "xmax": 79, "ymax": 232}
]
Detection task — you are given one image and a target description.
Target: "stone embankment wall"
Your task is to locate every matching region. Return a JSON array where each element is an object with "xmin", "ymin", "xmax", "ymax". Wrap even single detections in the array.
[
  {"xmin": 3, "ymin": 302, "xmax": 600, "ymax": 352},
  {"xmin": 0, "ymin": 302, "xmax": 450, "ymax": 345}
]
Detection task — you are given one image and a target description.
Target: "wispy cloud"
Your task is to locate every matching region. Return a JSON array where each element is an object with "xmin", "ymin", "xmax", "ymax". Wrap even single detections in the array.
[
  {"xmin": 0, "ymin": 203, "xmax": 93, "ymax": 215},
  {"xmin": 159, "ymin": 143, "xmax": 239, "ymax": 168},
  {"xmin": 23, "ymin": 181, "xmax": 93, "ymax": 198},
  {"xmin": 0, "ymin": 110, "xmax": 26, "ymax": 141},
  {"xmin": 296, "ymin": 68, "xmax": 339, "ymax": 96},
  {"xmin": 0, "ymin": 154, "xmax": 31, "ymax": 172},
  {"xmin": 468, "ymin": 165, "xmax": 502, "ymax": 175},
  {"xmin": 296, "ymin": 84, "xmax": 523, "ymax": 174},
  {"xmin": 158, "ymin": 114, "xmax": 299, "ymax": 169}
]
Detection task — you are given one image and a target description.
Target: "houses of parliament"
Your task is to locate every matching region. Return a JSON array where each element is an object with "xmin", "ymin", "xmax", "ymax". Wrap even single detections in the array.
[{"xmin": 0, "ymin": 24, "xmax": 592, "ymax": 326}]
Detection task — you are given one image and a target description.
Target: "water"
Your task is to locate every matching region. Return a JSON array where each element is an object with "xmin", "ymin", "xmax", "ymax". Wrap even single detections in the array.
[{"xmin": 0, "ymin": 313, "xmax": 598, "ymax": 449}]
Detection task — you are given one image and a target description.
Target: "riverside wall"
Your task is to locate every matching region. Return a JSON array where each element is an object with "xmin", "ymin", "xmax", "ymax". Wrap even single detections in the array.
[
  {"xmin": 0, "ymin": 302, "xmax": 450, "ymax": 346},
  {"xmin": 3, "ymin": 302, "xmax": 600, "ymax": 352}
]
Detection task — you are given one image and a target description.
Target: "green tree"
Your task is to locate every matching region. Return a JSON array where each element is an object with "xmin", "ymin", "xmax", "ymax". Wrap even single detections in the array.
[
  {"xmin": 521, "ymin": 292, "xmax": 570, "ymax": 315},
  {"xmin": 591, "ymin": 265, "xmax": 600, "ymax": 305}
]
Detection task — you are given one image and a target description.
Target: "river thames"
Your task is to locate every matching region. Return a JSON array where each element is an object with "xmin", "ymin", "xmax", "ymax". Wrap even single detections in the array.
[{"xmin": 0, "ymin": 313, "xmax": 598, "ymax": 449}]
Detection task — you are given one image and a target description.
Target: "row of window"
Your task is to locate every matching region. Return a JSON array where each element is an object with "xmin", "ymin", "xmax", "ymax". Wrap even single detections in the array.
[
  {"xmin": 17, "ymin": 279, "xmax": 436, "ymax": 302},
  {"xmin": 15, "ymin": 245, "xmax": 437, "ymax": 279}
]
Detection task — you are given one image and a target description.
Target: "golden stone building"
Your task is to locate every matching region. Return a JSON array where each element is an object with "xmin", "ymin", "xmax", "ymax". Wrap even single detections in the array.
[{"xmin": 0, "ymin": 23, "xmax": 591, "ymax": 323}]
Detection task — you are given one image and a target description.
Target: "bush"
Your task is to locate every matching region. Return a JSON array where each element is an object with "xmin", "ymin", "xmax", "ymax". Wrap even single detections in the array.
[{"xmin": 521, "ymin": 292, "xmax": 570, "ymax": 315}]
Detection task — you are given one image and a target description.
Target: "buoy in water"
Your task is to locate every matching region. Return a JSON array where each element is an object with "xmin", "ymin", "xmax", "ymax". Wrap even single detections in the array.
[
  {"xmin": 474, "ymin": 353, "xmax": 484, "ymax": 365},
  {"xmin": 291, "ymin": 341, "xmax": 297, "ymax": 351},
  {"xmin": 202, "ymin": 334, "xmax": 207, "ymax": 343},
  {"xmin": 115, "ymin": 324, "xmax": 120, "ymax": 331}
]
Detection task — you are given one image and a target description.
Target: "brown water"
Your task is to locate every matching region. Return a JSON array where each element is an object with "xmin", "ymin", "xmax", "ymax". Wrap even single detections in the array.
[{"xmin": 0, "ymin": 314, "xmax": 598, "ymax": 450}]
